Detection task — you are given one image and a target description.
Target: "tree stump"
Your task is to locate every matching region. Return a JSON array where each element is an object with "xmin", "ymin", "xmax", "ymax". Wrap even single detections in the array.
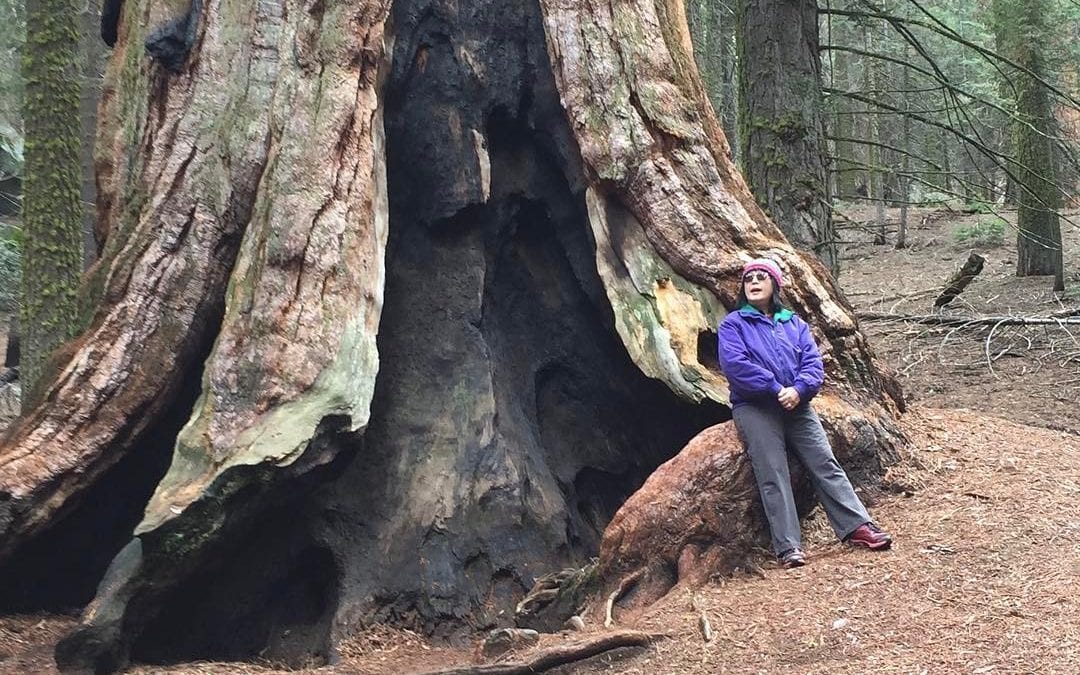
[{"xmin": 934, "ymin": 252, "xmax": 985, "ymax": 308}]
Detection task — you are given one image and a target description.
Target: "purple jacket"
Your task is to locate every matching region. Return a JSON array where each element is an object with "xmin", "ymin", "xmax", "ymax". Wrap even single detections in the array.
[{"xmin": 717, "ymin": 305, "xmax": 825, "ymax": 408}]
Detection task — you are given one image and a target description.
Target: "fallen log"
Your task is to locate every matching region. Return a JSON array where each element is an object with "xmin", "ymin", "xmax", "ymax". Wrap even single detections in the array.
[
  {"xmin": 419, "ymin": 630, "xmax": 664, "ymax": 675},
  {"xmin": 858, "ymin": 312, "xmax": 1080, "ymax": 327},
  {"xmin": 934, "ymin": 252, "xmax": 985, "ymax": 308}
]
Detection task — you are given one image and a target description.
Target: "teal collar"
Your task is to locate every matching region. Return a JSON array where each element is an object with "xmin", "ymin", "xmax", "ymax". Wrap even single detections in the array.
[{"xmin": 739, "ymin": 303, "xmax": 794, "ymax": 322}]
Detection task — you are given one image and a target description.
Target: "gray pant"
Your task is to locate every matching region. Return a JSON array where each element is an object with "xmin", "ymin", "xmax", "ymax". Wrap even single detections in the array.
[{"xmin": 733, "ymin": 402, "xmax": 870, "ymax": 555}]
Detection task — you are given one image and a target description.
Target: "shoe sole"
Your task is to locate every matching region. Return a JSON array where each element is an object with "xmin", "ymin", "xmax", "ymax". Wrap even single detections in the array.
[{"xmin": 849, "ymin": 538, "xmax": 892, "ymax": 551}]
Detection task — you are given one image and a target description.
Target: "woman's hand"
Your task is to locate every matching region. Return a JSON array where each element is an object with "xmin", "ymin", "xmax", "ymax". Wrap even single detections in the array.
[{"xmin": 778, "ymin": 386, "xmax": 801, "ymax": 410}]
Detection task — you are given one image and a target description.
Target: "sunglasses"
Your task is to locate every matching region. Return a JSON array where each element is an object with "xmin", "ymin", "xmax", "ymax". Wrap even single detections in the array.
[{"xmin": 743, "ymin": 271, "xmax": 772, "ymax": 284}]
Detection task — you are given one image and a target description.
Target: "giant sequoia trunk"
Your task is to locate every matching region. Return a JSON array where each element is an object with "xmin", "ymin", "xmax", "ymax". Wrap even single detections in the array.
[{"xmin": 0, "ymin": 0, "xmax": 903, "ymax": 671}]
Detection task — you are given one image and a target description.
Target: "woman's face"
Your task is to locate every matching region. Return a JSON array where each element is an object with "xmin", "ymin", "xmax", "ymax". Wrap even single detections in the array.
[{"xmin": 743, "ymin": 270, "xmax": 774, "ymax": 305}]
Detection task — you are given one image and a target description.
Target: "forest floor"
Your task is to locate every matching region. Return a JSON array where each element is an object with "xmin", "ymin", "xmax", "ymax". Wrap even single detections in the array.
[
  {"xmin": 1, "ymin": 205, "xmax": 1078, "ymax": 674},
  {"xmin": 839, "ymin": 204, "xmax": 1080, "ymax": 431}
]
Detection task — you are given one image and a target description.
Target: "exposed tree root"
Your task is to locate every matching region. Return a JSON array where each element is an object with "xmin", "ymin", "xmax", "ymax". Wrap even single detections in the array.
[
  {"xmin": 420, "ymin": 630, "xmax": 665, "ymax": 675},
  {"xmin": 604, "ymin": 568, "xmax": 646, "ymax": 628}
]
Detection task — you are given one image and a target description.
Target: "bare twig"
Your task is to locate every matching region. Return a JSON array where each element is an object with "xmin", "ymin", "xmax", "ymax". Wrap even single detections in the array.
[
  {"xmin": 821, "ymin": 5, "xmax": 1080, "ymax": 107},
  {"xmin": 985, "ymin": 319, "xmax": 1009, "ymax": 377}
]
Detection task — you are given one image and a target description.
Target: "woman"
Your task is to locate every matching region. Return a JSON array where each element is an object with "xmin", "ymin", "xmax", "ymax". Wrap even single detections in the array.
[{"xmin": 718, "ymin": 258, "xmax": 892, "ymax": 568}]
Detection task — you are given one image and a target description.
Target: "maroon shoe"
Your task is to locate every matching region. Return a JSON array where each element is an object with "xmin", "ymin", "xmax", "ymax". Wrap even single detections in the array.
[{"xmin": 845, "ymin": 523, "xmax": 892, "ymax": 550}]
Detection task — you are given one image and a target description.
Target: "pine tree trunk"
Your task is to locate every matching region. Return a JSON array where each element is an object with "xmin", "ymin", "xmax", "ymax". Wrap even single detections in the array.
[
  {"xmin": 686, "ymin": 1, "xmax": 738, "ymax": 157},
  {"xmin": 1009, "ymin": 0, "xmax": 1063, "ymax": 289},
  {"xmin": 830, "ymin": 34, "xmax": 859, "ymax": 201},
  {"xmin": 719, "ymin": 11, "xmax": 738, "ymax": 160},
  {"xmin": 863, "ymin": 24, "xmax": 886, "ymax": 245},
  {"xmin": 939, "ymin": 127, "xmax": 953, "ymax": 194},
  {"xmin": 19, "ymin": 0, "xmax": 84, "ymax": 405},
  {"xmin": 1, "ymin": 0, "xmax": 904, "ymax": 671},
  {"xmin": 735, "ymin": 0, "xmax": 837, "ymax": 275}
]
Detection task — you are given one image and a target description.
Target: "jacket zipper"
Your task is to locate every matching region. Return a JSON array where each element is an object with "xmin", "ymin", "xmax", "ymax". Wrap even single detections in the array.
[{"xmin": 766, "ymin": 315, "xmax": 796, "ymax": 386}]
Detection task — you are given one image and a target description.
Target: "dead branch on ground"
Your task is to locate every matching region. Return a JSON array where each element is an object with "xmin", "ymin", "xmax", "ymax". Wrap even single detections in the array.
[
  {"xmin": 859, "ymin": 313, "xmax": 1080, "ymax": 327},
  {"xmin": 420, "ymin": 630, "xmax": 665, "ymax": 675}
]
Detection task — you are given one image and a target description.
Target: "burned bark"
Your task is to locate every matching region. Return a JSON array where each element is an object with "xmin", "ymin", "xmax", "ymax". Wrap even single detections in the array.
[{"xmin": 1, "ymin": 0, "xmax": 904, "ymax": 671}]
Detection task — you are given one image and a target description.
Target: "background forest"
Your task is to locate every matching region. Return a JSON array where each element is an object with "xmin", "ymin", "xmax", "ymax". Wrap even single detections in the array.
[{"xmin": 688, "ymin": 0, "xmax": 1078, "ymax": 279}]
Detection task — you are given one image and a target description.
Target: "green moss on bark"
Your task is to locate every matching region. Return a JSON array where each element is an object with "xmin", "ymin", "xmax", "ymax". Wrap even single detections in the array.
[{"xmin": 20, "ymin": 0, "xmax": 84, "ymax": 406}]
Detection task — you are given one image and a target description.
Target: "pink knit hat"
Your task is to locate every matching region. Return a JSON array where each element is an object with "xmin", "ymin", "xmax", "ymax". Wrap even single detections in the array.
[{"xmin": 742, "ymin": 258, "xmax": 783, "ymax": 288}]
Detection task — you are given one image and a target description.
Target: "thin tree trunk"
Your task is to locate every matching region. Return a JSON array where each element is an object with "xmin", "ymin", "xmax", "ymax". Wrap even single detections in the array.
[
  {"xmin": 830, "ymin": 26, "xmax": 858, "ymax": 201},
  {"xmin": 687, "ymin": 1, "xmax": 738, "ymax": 159},
  {"xmin": 862, "ymin": 24, "xmax": 885, "ymax": 244},
  {"xmin": 78, "ymin": 0, "xmax": 106, "ymax": 268},
  {"xmin": 939, "ymin": 126, "xmax": 953, "ymax": 194},
  {"xmin": 897, "ymin": 49, "xmax": 911, "ymax": 250},
  {"xmin": 719, "ymin": 11, "xmax": 738, "ymax": 160}
]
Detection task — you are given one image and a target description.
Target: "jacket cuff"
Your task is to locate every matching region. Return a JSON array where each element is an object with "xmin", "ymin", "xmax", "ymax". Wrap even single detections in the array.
[
  {"xmin": 770, "ymin": 381, "xmax": 783, "ymax": 396},
  {"xmin": 793, "ymin": 382, "xmax": 814, "ymax": 401}
]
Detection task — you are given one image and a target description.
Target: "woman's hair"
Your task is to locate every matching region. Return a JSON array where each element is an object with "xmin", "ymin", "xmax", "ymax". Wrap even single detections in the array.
[{"xmin": 736, "ymin": 285, "xmax": 785, "ymax": 313}]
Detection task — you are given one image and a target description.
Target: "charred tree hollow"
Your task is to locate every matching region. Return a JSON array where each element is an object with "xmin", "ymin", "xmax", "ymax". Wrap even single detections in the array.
[
  {"xmin": 121, "ymin": 132, "xmax": 729, "ymax": 665},
  {"xmin": 314, "ymin": 101, "xmax": 730, "ymax": 639}
]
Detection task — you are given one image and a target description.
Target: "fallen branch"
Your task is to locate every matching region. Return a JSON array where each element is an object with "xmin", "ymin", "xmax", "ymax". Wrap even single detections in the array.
[
  {"xmin": 847, "ymin": 286, "xmax": 938, "ymax": 306},
  {"xmin": 984, "ymin": 318, "xmax": 1009, "ymax": 377},
  {"xmin": 420, "ymin": 630, "xmax": 664, "ymax": 675},
  {"xmin": 859, "ymin": 313, "xmax": 1080, "ymax": 327}
]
